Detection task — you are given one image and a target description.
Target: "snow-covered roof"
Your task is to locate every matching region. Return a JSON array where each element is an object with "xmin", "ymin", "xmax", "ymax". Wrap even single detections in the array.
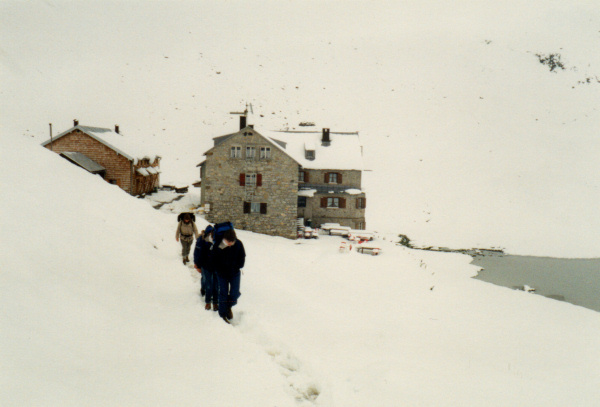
[
  {"xmin": 261, "ymin": 130, "xmax": 364, "ymax": 171},
  {"xmin": 41, "ymin": 125, "xmax": 159, "ymax": 164}
]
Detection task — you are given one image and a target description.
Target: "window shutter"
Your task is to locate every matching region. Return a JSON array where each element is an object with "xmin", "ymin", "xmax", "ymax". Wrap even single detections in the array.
[
  {"xmin": 340, "ymin": 198, "xmax": 346, "ymax": 208},
  {"xmin": 257, "ymin": 173, "xmax": 262, "ymax": 186},
  {"xmin": 362, "ymin": 198, "xmax": 366, "ymax": 208},
  {"xmin": 260, "ymin": 203, "xmax": 267, "ymax": 214},
  {"xmin": 240, "ymin": 173, "xmax": 246, "ymax": 186},
  {"xmin": 337, "ymin": 172, "xmax": 343, "ymax": 184},
  {"xmin": 356, "ymin": 198, "xmax": 360, "ymax": 209},
  {"xmin": 324, "ymin": 172, "xmax": 329, "ymax": 183},
  {"xmin": 304, "ymin": 171, "xmax": 309, "ymax": 183},
  {"xmin": 320, "ymin": 197, "xmax": 327, "ymax": 208},
  {"xmin": 243, "ymin": 201, "xmax": 250, "ymax": 213}
]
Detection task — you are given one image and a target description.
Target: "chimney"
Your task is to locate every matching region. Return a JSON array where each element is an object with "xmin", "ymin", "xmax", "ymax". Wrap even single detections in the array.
[
  {"xmin": 321, "ymin": 128, "xmax": 331, "ymax": 146},
  {"xmin": 73, "ymin": 119, "xmax": 79, "ymax": 126},
  {"xmin": 115, "ymin": 125, "xmax": 120, "ymax": 134},
  {"xmin": 248, "ymin": 124, "xmax": 254, "ymax": 129},
  {"xmin": 240, "ymin": 115, "xmax": 247, "ymax": 130}
]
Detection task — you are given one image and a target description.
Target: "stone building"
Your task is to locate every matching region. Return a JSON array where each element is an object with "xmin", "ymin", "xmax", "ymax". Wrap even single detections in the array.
[
  {"xmin": 199, "ymin": 123, "xmax": 300, "ymax": 239},
  {"xmin": 41, "ymin": 120, "xmax": 160, "ymax": 195},
  {"xmin": 264, "ymin": 128, "xmax": 367, "ymax": 230},
  {"xmin": 199, "ymin": 119, "xmax": 367, "ymax": 239}
]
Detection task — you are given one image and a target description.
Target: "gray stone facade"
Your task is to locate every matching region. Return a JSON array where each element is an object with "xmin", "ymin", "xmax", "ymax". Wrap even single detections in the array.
[
  {"xmin": 200, "ymin": 127, "xmax": 299, "ymax": 239},
  {"xmin": 298, "ymin": 169, "xmax": 366, "ymax": 229}
]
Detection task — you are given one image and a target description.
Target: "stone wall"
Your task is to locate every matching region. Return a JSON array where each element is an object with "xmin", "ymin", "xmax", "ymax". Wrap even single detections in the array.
[
  {"xmin": 202, "ymin": 129, "xmax": 299, "ymax": 239},
  {"xmin": 298, "ymin": 169, "xmax": 366, "ymax": 229}
]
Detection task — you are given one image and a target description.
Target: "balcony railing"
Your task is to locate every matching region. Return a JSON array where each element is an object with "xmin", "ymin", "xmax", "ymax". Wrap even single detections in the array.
[{"xmin": 298, "ymin": 183, "xmax": 362, "ymax": 194}]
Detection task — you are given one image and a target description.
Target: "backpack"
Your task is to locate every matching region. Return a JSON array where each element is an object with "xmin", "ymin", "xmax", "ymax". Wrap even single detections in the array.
[
  {"xmin": 177, "ymin": 212, "xmax": 196, "ymax": 222},
  {"xmin": 212, "ymin": 221, "xmax": 234, "ymax": 248}
]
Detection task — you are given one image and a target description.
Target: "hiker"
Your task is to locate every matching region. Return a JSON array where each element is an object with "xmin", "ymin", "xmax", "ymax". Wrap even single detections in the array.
[
  {"xmin": 175, "ymin": 212, "xmax": 199, "ymax": 264},
  {"xmin": 193, "ymin": 225, "xmax": 219, "ymax": 311},
  {"xmin": 213, "ymin": 229, "xmax": 246, "ymax": 324}
]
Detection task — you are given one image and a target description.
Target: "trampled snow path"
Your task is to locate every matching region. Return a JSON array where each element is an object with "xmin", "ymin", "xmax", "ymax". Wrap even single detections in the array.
[{"xmin": 184, "ymin": 265, "xmax": 322, "ymax": 405}]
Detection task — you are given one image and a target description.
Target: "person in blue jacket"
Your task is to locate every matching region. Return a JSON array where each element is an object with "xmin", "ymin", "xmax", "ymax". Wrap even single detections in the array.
[
  {"xmin": 193, "ymin": 225, "xmax": 219, "ymax": 311},
  {"xmin": 213, "ymin": 229, "xmax": 246, "ymax": 324}
]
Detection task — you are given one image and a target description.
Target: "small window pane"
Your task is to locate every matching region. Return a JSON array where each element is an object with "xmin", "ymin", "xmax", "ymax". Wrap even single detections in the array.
[
  {"xmin": 260, "ymin": 147, "xmax": 271, "ymax": 159},
  {"xmin": 246, "ymin": 173, "xmax": 257, "ymax": 185},
  {"xmin": 230, "ymin": 146, "xmax": 241, "ymax": 158}
]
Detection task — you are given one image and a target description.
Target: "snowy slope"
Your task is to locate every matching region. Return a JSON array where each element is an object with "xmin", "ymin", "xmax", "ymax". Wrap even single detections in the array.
[
  {"xmin": 2, "ymin": 129, "xmax": 600, "ymax": 406},
  {"xmin": 2, "ymin": 1, "xmax": 598, "ymax": 257}
]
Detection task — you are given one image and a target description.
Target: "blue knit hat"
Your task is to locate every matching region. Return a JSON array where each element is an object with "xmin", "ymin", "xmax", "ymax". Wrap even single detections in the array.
[{"xmin": 204, "ymin": 225, "xmax": 214, "ymax": 235}]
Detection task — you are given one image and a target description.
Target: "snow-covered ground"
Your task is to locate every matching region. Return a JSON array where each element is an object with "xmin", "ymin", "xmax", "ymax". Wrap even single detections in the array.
[
  {"xmin": 2, "ymin": 2, "xmax": 600, "ymax": 404},
  {"xmin": 2, "ymin": 122, "xmax": 600, "ymax": 406}
]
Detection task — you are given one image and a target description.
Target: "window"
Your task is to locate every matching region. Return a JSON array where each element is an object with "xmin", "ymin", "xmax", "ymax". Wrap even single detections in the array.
[
  {"xmin": 239, "ymin": 173, "xmax": 262, "ymax": 186},
  {"xmin": 305, "ymin": 150, "xmax": 315, "ymax": 160},
  {"xmin": 298, "ymin": 196, "xmax": 307, "ymax": 208},
  {"xmin": 299, "ymin": 171, "xmax": 306, "ymax": 182},
  {"xmin": 246, "ymin": 173, "xmax": 257, "ymax": 186},
  {"xmin": 327, "ymin": 197, "xmax": 339, "ymax": 208},
  {"xmin": 246, "ymin": 146, "xmax": 256, "ymax": 159},
  {"xmin": 325, "ymin": 172, "xmax": 342, "ymax": 184},
  {"xmin": 356, "ymin": 197, "xmax": 367, "ymax": 209},
  {"xmin": 244, "ymin": 202, "xmax": 268, "ymax": 214},
  {"xmin": 260, "ymin": 147, "xmax": 271, "ymax": 159},
  {"xmin": 230, "ymin": 146, "xmax": 241, "ymax": 158},
  {"xmin": 320, "ymin": 197, "xmax": 346, "ymax": 208}
]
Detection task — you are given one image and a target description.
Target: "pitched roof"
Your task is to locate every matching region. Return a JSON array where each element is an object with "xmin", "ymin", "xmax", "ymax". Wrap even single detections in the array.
[
  {"xmin": 41, "ymin": 125, "xmax": 159, "ymax": 164},
  {"xmin": 204, "ymin": 127, "xmax": 301, "ymax": 165},
  {"xmin": 261, "ymin": 130, "xmax": 364, "ymax": 171}
]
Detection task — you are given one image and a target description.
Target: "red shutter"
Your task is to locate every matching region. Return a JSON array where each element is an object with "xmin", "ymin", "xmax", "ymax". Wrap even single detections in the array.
[
  {"xmin": 340, "ymin": 198, "xmax": 346, "ymax": 208},
  {"xmin": 320, "ymin": 197, "xmax": 327, "ymax": 208},
  {"xmin": 239, "ymin": 173, "xmax": 246, "ymax": 186},
  {"xmin": 337, "ymin": 172, "xmax": 343, "ymax": 184},
  {"xmin": 260, "ymin": 203, "xmax": 267, "ymax": 214},
  {"xmin": 304, "ymin": 171, "xmax": 309, "ymax": 183},
  {"xmin": 257, "ymin": 174, "xmax": 262, "ymax": 186},
  {"xmin": 324, "ymin": 172, "xmax": 329, "ymax": 183},
  {"xmin": 243, "ymin": 201, "xmax": 250, "ymax": 213}
]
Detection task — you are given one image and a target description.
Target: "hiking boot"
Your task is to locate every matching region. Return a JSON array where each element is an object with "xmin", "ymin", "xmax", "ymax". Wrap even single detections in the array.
[
  {"xmin": 227, "ymin": 308, "xmax": 233, "ymax": 320},
  {"xmin": 205, "ymin": 303, "xmax": 211, "ymax": 311},
  {"xmin": 213, "ymin": 303, "xmax": 219, "ymax": 312},
  {"xmin": 183, "ymin": 257, "xmax": 189, "ymax": 264}
]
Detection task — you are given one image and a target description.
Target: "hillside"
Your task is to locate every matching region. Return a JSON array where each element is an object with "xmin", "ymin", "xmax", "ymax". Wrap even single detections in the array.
[
  {"xmin": 2, "ymin": 124, "xmax": 600, "ymax": 406},
  {"xmin": 1, "ymin": 1, "xmax": 599, "ymax": 257}
]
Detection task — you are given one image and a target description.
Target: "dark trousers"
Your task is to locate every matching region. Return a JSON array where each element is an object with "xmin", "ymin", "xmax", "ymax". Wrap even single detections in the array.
[
  {"xmin": 202, "ymin": 267, "xmax": 218, "ymax": 304},
  {"xmin": 217, "ymin": 271, "xmax": 241, "ymax": 318}
]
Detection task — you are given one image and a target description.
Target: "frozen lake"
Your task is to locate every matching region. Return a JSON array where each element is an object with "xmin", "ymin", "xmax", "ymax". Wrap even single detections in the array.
[{"xmin": 471, "ymin": 253, "xmax": 600, "ymax": 313}]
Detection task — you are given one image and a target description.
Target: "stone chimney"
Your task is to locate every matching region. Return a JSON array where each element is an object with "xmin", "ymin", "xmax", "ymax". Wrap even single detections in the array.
[
  {"xmin": 115, "ymin": 125, "xmax": 120, "ymax": 134},
  {"xmin": 240, "ymin": 115, "xmax": 247, "ymax": 130},
  {"xmin": 321, "ymin": 128, "xmax": 331, "ymax": 146},
  {"xmin": 73, "ymin": 119, "xmax": 79, "ymax": 126}
]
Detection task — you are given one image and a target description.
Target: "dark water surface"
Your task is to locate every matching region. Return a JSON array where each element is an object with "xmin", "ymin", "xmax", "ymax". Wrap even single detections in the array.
[{"xmin": 471, "ymin": 253, "xmax": 600, "ymax": 312}]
